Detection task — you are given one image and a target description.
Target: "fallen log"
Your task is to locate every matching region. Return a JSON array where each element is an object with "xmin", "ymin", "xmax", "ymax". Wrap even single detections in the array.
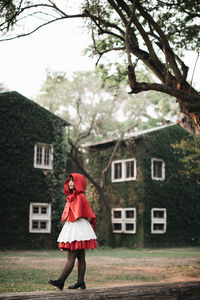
[{"xmin": 0, "ymin": 281, "xmax": 200, "ymax": 300}]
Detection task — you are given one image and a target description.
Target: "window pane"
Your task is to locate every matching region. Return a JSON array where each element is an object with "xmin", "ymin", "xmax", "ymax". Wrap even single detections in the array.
[
  {"xmin": 44, "ymin": 147, "xmax": 50, "ymax": 165},
  {"xmin": 126, "ymin": 161, "xmax": 134, "ymax": 178},
  {"xmin": 114, "ymin": 210, "xmax": 122, "ymax": 218},
  {"xmin": 153, "ymin": 161, "xmax": 162, "ymax": 178},
  {"xmin": 125, "ymin": 223, "xmax": 134, "ymax": 231},
  {"xmin": 125, "ymin": 210, "xmax": 134, "ymax": 218},
  {"xmin": 32, "ymin": 221, "xmax": 39, "ymax": 229},
  {"xmin": 153, "ymin": 223, "xmax": 164, "ymax": 231},
  {"xmin": 153, "ymin": 210, "xmax": 164, "ymax": 218},
  {"xmin": 40, "ymin": 222, "xmax": 47, "ymax": 229},
  {"xmin": 33, "ymin": 206, "xmax": 39, "ymax": 214},
  {"xmin": 113, "ymin": 223, "xmax": 122, "ymax": 230},
  {"xmin": 36, "ymin": 146, "xmax": 43, "ymax": 165},
  {"xmin": 114, "ymin": 163, "xmax": 122, "ymax": 179},
  {"xmin": 41, "ymin": 207, "xmax": 47, "ymax": 214}
]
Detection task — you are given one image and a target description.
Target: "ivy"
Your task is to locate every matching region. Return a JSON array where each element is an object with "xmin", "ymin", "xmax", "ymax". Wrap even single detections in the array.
[
  {"xmin": 88, "ymin": 125, "xmax": 200, "ymax": 248},
  {"xmin": 171, "ymin": 134, "xmax": 200, "ymax": 183},
  {"xmin": 0, "ymin": 92, "xmax": 69, "ymax": 249}
]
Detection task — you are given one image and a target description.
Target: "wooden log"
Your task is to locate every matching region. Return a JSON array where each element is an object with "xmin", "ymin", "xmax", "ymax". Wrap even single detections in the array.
[{"xmin": 0, "ymin": 281, "xmax": 200, "ymax": 300}]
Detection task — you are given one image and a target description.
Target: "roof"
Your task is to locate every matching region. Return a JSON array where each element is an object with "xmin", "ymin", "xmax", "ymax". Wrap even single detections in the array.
[
  {"xmin": 0, "ymin": 91, "xmax": 71, "ymax": 126},
  {"xmin": 86, "ymin": 124, "xmax": 176, "ymax": 147}
]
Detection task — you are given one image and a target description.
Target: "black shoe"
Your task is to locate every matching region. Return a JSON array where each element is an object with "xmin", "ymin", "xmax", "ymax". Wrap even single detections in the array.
[
  {"xmin": 48, "ymin": 279, "xmax": 64, "ymax": 291},
  {"xmin": 68, "ymin": 281, "xmax": 86, "ymax": 289}
]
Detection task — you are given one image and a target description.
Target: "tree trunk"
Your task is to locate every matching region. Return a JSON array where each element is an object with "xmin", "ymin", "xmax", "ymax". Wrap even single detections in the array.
[
  {"xmin": 99, "ymin": 189, "xmax": 114, "ymax": 246},
  {"xmin": 68, "ymin": 145, "xmax": 114, "ymax": 246},
  {"xmin": 176, "ymin": 85, "xmax": 200, "ymax": 134}
]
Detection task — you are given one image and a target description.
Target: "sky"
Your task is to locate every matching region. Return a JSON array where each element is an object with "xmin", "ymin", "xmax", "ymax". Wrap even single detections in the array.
[
  {"xmin": 0, "ymin": 19, "xmax": 96, "ymax": 99},
  {"xmin": 0, "ymin": 17, "xmax": 199, "ymax": 100}
]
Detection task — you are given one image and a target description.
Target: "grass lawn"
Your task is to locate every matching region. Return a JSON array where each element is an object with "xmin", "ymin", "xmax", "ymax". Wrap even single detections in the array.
[{"xmin": 0, "ymin": 247, "xmax": 200, "ymax": 293}]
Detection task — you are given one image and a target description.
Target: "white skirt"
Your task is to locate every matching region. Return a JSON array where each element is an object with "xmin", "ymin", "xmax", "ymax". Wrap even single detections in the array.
[{"xmin": 57, "ymin": 218, "xmax": 97, "ymax": 243}]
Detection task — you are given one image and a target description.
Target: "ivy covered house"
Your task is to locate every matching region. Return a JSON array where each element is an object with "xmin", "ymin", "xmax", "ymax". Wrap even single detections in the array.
[
  {"xmin": 88, "ymin": 124, "xmax": 200, "ymax": 248},
  {"xmin": 0, "ymin": 91, "xmax": 70, "ymax": 249}
]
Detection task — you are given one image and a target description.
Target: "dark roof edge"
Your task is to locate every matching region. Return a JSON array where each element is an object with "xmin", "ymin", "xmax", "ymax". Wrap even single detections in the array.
[
  {"xmin": 1, "ymin": 91, "xmax": 71, "ymax": 126},
  {"xmin": 86, "ymin": 124, "xmax": 181, "ymax": 147}
]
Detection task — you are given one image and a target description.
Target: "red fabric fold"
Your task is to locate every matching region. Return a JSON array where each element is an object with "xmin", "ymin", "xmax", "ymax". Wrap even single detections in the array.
[
  {"xmin": 61, "ymin": 173, "xmax": 96, "ymax": 230},
  {"xmin": 58, "ymin": 239, "xmax": 97, "ymax": 251}
]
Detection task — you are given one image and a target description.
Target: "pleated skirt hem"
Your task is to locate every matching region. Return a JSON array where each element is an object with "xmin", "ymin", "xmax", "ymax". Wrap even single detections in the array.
[{"xmin": 58, "ymin": 239, "xmax": 97, "ymax": 251}]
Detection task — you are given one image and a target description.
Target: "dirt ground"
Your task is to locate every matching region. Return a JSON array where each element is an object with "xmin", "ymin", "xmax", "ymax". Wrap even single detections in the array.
[
  {"xmin": 86, "ymin": 255, "xmax": 200, "ymax": 287},
  {"xmin": 4, "ymin": 252, "xmax": 200, "ymax": 288}
]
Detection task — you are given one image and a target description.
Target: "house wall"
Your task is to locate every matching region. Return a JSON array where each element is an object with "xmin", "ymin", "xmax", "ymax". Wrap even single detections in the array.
[
  {"xmin": 88, "ymin": 138, "xmax": 145, "ymax": 248},
  {"xmin": 140, "ymin": 125, "xmax": 200, "ymax": 247},
  {"xmin": 88, "ymin": 125, "xmax": 200, "ymax": 248},
  {"xmin": 107, "ymin": 139, "xmax": 145, "ymax": 248},
  {"xmin": 0, "ymin": 92, "xmax": 69, "ymax": 249}
]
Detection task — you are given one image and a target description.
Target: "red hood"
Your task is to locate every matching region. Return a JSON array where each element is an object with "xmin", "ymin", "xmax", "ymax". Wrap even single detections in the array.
[
  {"xmin": 62, "ymin": 173, "xmax": 96, "ymax": 229},
  {"xmin": 64, "ymin": 173, "xmax": 87, "ymax": 195}
]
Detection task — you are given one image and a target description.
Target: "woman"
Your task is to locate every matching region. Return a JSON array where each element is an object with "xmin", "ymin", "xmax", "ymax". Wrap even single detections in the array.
[{"xmin": 48, "ymin": 173, "xmax": 97, "ymax": 290}]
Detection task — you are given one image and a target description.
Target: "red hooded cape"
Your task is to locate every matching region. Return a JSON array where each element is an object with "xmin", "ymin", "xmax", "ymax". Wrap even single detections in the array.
[{"xmin": 61, "ymin": 173, "xmax": 96, "ymax": 230}]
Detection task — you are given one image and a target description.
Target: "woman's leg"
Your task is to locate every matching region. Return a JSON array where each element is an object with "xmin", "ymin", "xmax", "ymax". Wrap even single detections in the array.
[
  {"xmin": 68, "ymin": 249, "xmax": 86, "ymax": 289},
  {"xmin": 48, "ymin": 249, "xmax": 79, "ymax": 290},
  {"xmin": 59, "ymin": 249, "xmax": 79, "ymax": 284},
  {"xmin": 77, "ymin": 249, "xmax": 86, "ymax": 283}
]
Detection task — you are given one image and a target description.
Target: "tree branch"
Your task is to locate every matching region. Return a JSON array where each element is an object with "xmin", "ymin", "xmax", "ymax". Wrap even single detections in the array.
[
  {"xmin": 191, "ymin": 52, "xmax": 199, "ymax": 90},
  {"xmin": 0, "ymin": 15, "xmax": 83, "ymax": 42},
  {"xmin": 46, "ymin": 0, "xmax": 68, "ymax": 17},
  {"xmin": 129, "ymin": 81, "xmax": 200, "ymax": 107},
  {"xmin": 91, "ymin": 24, "xmax": 125, "ymax": 66},
  {"xmin": 0, "ymin": 3, "xmax": 55, "ymax": 30},
  {"xmin": 136, "ymin": 0, "xmax": 184, "ymax": 83},
  {"xmin": 101, "ymin": 122, "xmax": 139, "ymax": 188},
  {"xmin": 75, "ymin": 113, "xmax": 97, "ymax": 145},
  {"xmin": 157, "ymin": 0, "xmax": 200, "ymax": 18},
  {"xmin": 107, "ymin": 0, "xmax": 128, "ymax": 26},
  {"xmin": 84, "ymin": 8, "xmax": 125, "ymax": 37},
  {"xmin": 125, "ymin": 1, "xmax": 136, "ymax": 67},
  {"xmin": 68, "ymin": 142, "xmax": 101, "ymax": 193}
]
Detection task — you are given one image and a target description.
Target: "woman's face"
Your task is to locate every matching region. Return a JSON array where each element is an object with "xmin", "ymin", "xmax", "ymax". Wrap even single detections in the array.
[{"xmin": 68, "ymin": 178, "xmax": 74, "ymax": 190}]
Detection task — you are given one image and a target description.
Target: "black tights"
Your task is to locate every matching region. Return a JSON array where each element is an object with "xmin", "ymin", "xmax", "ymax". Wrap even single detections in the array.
[{"xmin": 59, "ymin": 249, "xmax": 86, "ymax": 284}]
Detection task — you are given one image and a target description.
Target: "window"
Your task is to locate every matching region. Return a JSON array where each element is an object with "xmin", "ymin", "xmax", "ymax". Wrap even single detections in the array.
[
  {"xmin": 112, "ymin": 159, "xmax": 136, "ymax": 182},
  {"xmin": 151, "ymin": 208, "xmax": 167, "ymax": 234},
  {"xmin": 29, "ymin": 203, "xmax": 51, "ymax": 233},
  {"xmin": 114, "ymin": 162, "xmax": 122, "ymax": 180},
  {"xmin": 151, "ymin": 158, "xmax": 165, "ymax": 180},
  {"xmin": 34, "ymin": 143, "xmax": 53, "ymax": 170},
  {"xmin": 111, "ymin": 208, "xmax": 136, "ymax": 234}
]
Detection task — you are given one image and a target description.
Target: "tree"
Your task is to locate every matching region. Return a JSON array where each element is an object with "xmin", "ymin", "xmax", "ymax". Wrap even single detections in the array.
[
  {"xmin": 172, "ymin": 134, "xmax": 200, "ymax": 184},
  {"xmin": 0, "ymin": 0, "xmax": 200, "ymax": 131},
  {"xmin": 36, "ymin": 69, "xmax": 67, "ymax": 113},
  {"xmin": 35, "ymin": 69, "xmax": 141, "ymax": 244},
  {"xmin": 0, "ymin": 82, "xmax": 8, "ymax": 92},
  {"xmin": 36, "ymin": 68, "xmax": 179, "ymax": 243},
  {"xmin": 37, "ymin": 68, "xmax": 179, "ymax": 144},
  {"xmin": 36, "ymin": 69, "xmax": 128, "ymax": 146}
]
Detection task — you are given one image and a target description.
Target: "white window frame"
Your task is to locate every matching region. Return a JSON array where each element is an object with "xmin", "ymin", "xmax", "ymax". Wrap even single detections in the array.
[
  {"xmin": 29, "ymin": 203, "xmax": 51, "ymax": 233},
  {"xmin": 111, "ymin": 158, "xmax": 136, "ymax": 182},
  {"xmin": 151, "ymin": 158, "xmax": 165, "ymax": 181},
  {"xmin": 34, "ymin": 143, "xmax": 53, "ymax": 170},
  {"xmin": 111, "ymin": 208, "xmax": 136, "ymax": 234},
  {"xmin": 151, "ymin": 208, "xmax": 167, "ymax": 234}
]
